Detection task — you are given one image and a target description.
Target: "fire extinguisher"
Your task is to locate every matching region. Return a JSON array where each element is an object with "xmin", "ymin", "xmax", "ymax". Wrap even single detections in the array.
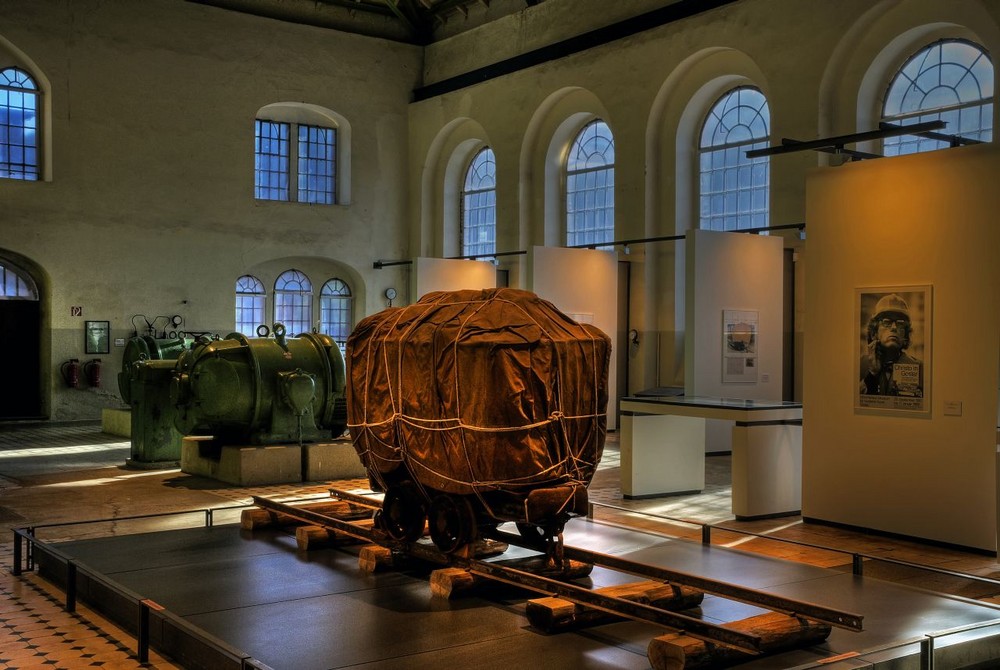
[
  {"xmin": 84, "ymin": 359, "xmax": 102, "ymax": 388},
  {"xmin": 61, "ymin": 359, "xmax": 80, "ymax": 388}
]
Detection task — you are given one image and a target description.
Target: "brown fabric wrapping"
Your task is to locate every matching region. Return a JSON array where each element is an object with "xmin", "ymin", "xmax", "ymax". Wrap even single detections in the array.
[{"xmin": 346, "ymin": 288, "xmax": 611, "ymax": 497}]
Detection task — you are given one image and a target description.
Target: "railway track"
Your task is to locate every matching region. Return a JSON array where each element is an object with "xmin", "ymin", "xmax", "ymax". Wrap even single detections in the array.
[{"xmin": 246, "ymin": 488, "xmax": 863, "ymax": 668}]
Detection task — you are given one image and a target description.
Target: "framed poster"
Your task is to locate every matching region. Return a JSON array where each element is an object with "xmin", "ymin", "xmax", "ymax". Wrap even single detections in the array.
[
  {"xmin": 855, "ymin": 285, "xmax": 931, "ymax": 415},
  {"xmin": 722, "ymin": 309, "xmax": 758, "ymax": 383},
  {"xmin": 85, "ymin": 320, "xmax": 110, "ymax": 355}
]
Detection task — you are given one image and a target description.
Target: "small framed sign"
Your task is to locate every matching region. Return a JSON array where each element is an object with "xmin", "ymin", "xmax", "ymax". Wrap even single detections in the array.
[{"xmin": 85, "ymin": 320, "xmax": 110, "ymax": 355}]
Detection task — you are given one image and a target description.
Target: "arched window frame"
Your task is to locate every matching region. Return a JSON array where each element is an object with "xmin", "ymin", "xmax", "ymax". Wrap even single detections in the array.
[
  {"xmin": 0, "ymin": 260, "xmax": 38, "ymax": 300},
  {"xmin": 881, "ymin": 38, "xmax": 994, "ymax": 156},
  {"xmin": 1, "ymin": 66, "xmax": 40, "ymax": 181},
  {"xmin": 565, "ymin": 119, "xmax": 615, "ymax": 248},
  {"xmin": 460, "ymin": 146, "xmax": 496, "ymax": 258},
  {"xmin": 698, "ymin": 86, "xmax": 770, "ymax": 232},
  {"xmin": 254, "ymin": 103, "xmax": 351, "ymax": 205},
  {"xmin": 234, "ymin": 275, "xmax": 265, "ymax": 336},
  {"xmin": 320, "ymin": 278, "xmax": 353, "ymax": 353},
  {"xmin": 274, "ymin": 269, "xmax": 313, "ymax": 335}
]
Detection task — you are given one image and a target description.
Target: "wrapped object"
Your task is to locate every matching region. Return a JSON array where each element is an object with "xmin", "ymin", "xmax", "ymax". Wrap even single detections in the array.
[{"xmin": 347, "ymin": 288, "xmax": 610, "ymax": 500}]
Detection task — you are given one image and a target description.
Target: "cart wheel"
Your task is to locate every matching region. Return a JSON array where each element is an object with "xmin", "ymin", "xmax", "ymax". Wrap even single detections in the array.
[
  {"xmin": 380, "ymin": 481, "xmax": 427, "ymax": 542},
  {"xmin": 429, "ymin": 494, "xmax": 476, "ymax": 553}
]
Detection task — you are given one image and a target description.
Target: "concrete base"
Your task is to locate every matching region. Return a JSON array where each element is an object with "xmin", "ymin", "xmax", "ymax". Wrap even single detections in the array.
[
  {"xmin": 302, "ymin": 441, "xmax": 366, "ymax": 482},
  {"xmin": 181, "ymin": 437, "xmax": 302, "ymax": 486},
  {"xmin": 101, "ymin": 408, "xmax": 131, "ymax": 438}
]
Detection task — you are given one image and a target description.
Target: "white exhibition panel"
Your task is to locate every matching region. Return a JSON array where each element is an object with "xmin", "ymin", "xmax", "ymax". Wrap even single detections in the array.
[
  {"xmin": 528, "ymin": 245, "xmax": 618, "ymax": 430},
  {"xmin": 803, "ymin": 145, "xmax": 1000, "ymax": 552},
  {"xmin": 412, "ymin": 257, "xmax": 496, "ymax": 301},
  {"xmin": 685, "ymin": 229, "xmax": 784, "ymax": 453},
  {"xmin": 620, "ymin": 413, "xmax": 705, "ymax": 498},
  {"xmin": 732, "ymin": 424, "xmax": 802, "ymax": 519}
]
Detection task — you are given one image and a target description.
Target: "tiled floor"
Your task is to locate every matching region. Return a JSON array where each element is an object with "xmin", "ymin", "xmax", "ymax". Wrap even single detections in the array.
[{"xmin": 1, "ymin": 423, "xmax": 1000, "ymax": 667}]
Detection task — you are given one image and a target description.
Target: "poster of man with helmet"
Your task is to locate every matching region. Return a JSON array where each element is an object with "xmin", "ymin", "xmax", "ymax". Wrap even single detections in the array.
[{"xmin": 857, "ymin": 286, "xmax": 931, "ymax": 414}]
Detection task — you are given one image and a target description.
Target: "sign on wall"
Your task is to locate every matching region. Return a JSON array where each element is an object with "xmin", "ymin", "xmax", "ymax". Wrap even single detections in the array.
[
  {"xmin": 856, "ymin": 285, "xmax": 931, "ymax": 415},
  {"xmin": 722, "ymin": 309, "xmax": 758, "ymax": 383}
]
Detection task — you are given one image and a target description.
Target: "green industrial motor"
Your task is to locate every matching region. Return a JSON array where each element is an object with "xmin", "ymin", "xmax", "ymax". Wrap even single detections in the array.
[
  {"xmin": 118, "ymin": 335, "xmax": 193, "ymax": 468},
  {"xmin": 170, "ymin": 325, "xmax": 348, "ymax": 445}
]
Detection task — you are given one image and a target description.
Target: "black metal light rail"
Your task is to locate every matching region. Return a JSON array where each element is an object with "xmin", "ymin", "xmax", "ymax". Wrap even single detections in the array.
[{"xmin": 251, "ymin": 491, "xmax": 864, "ymax": 650}]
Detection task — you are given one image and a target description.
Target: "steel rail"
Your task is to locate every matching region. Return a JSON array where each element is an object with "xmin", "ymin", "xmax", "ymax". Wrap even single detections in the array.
[{"xmin": 252, "ymin": 494, "xmax": 762, "ymax": 652}]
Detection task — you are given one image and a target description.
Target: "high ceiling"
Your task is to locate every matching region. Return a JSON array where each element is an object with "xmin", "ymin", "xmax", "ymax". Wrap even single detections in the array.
[{"xmin": 188, "ymin": 0, "xmax": 548, "ymax": 45}]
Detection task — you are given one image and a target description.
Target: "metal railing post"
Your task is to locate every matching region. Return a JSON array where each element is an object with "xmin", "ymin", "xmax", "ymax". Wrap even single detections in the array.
[
  {"xmin": 702, "ymin": 525, "xmax": 711, "ymax": 545},
  {"xmin": 12, "ymin": 530, "xmax": 22, "ymax": 576},
  {"xmin": 920, "ymin": 637, "xmax": 934, "ymax": 670},
  {"xmin": 853, "ymin": 554, "xmax": 864, "ymax": 576},
  {"xmin": 138, "ymin": 601, "xmax": 150, "ymax": 663},
  {"xmin": 66, "ymin": 561, "xmax": 77, "ymax": 612}
]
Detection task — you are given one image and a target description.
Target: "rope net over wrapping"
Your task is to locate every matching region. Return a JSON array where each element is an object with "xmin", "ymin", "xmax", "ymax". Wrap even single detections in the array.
[{"xmin": 346, "ymin": 288, "xmax": 611, "ymax": 499}]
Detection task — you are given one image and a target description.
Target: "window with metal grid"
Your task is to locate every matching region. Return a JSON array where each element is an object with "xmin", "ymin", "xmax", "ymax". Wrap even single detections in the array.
[
  {"xmin": 255, "ymin": 120, "xmax": 290, "ymax": 201},
  {"xmin": 235, "ymin": 275, "xmax": 265, "ymax": 336},
  {"xmin": 274, "ymin": 270, "xmax": 313, "ymax": 336},
  {"xmin": 882, "ymin": 39, "xmax": 994, "ymax": 156},
  {"xmin": 460, "ymin": 147, "xmax": 496, "ymax": 257},
  {"xmin": 298, "ymin": 124, "xmax": 336, "ymax": 204},
  {"xmin": 699, "ymin": 86, "xmax": 770, "ymax": 232},
  {"xmin": 566, "ymin": 120, "xmax": 614, "ymax": 248},
  {"xmin": 0, "ymin": 262, "xmax": 37, "ymax": 299},
  {"xmin": 1, "ymin": 67, "xmax": 39, "ymax": 181},
  {"xmin": 320, "ymin": 278, "xmax": 352, "ymax": 354}
]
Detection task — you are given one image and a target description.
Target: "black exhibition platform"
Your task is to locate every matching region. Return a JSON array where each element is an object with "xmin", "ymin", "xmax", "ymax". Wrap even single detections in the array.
[{"xmin": 33, "ymin": 518, "xmax": 1000, "ymax": 669}]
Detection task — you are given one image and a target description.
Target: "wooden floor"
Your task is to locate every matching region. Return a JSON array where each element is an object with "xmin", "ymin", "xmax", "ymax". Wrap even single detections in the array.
[{"xmin": 1, "ymin": 423, "xmax": 999, "ymax": 667}]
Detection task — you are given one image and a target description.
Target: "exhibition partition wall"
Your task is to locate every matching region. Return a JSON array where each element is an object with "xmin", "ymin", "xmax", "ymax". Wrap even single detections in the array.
[
  {"xmin": 528, "ymin": 246, "xmax": 618, "ymax": 429},
  {"xmin": 803, "ymin": 145, "xmax": 1000, "ymax": 552},
  {"xmin": 412, "ymin": 257, "xmax": 497, "ymax": 301},
  {"xmin": 684, "ymin": 229, "xmax": 785, "ymax": 452}
]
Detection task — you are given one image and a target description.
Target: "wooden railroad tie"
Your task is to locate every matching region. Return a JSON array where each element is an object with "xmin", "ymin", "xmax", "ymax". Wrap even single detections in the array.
[
  {"xmin": 525, "ymin": 581, "xmax": 704, "ymax": 633},
  {"xmin": 240, "ymin": 500, "xmax": 370, "ymax": 530},
  {"xmin": 647, "ymin": 612, "xmax": 832, "ymax": 670},
  {"xmin": 295, "ymin": 520, "xmax": 373, "ymax": 551}
]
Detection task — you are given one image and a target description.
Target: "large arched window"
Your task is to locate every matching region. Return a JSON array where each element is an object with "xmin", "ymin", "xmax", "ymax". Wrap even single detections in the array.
[
  {"xmin": 1, "ymin": 67, "xmax": 39, "ymax": 181},
  {"xmin": 699, "ymin": 87, "xmax": 770, "ymax": 232},
  {"xmin": 882, "ymin": 39, "xmax": 993, "ymax": 156},
  {"xmin": 234, "ymin": 275, "xmax": 265, "ymax": 336},
  {"xmin": 320, "ymin": 278, "xmax": 353, "ymax": 352},
  {"xmin": 0, "ymin": 261, "xmax": 37, "ymax": 299},
  {"xmin": 460, "ymin": 147, "xmax": 496, "ymax": 257},
  {"xmin": 566, "ymin": 120, "xmax": 614, "ymax": 247},
  {"xmin": 274, "ymin": 270, "xmax": 313, "ymax": 335}
]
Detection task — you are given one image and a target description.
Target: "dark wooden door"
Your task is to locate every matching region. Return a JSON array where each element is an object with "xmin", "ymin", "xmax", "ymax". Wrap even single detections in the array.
[{"xmin": 0, "ymin": 300, "xmax": 42, "ymax": 418}]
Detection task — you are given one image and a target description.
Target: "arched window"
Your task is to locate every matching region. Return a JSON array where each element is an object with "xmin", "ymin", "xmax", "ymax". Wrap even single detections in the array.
[
  {"xmin": 235, "ymin": 275, "xmax": 265, "ymax": 336},
  {"xmin": 882, "ymin": 39, "xmax": 993, "ymax": 156},
  {"xmin": 255, "ymin": 120, "xmax": 337, "ymax": 204},
  {"xmin": 274, "ymin": 270, "xmax": 313, "ymax": 335},
  {"xmin": 1, "ymin": 67, "xmax": 39, "ymax": 181},
  {"xmin": 460, "ymin": 147, "xmax": 496, "ymax": 257},
  {"xmin": 320, "ymin": 278, "xmax": 352, "ymax": 352},
  {"xmin": 0, "ymin": 261, "xmax": 38, "ymax": 299},
  {"xmin": 699, "ymin": 86, "xmax": 770, "ymax": 232},
  {"xmin": 566, "ymin": 120, "xmax": 614, "ymax": 247}
]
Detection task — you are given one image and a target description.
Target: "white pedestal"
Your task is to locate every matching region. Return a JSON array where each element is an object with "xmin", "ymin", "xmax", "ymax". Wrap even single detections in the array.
[
  {"xmin": 620, "ymin": 413, "xmax": 705, "ymax": 498},
  {"xmin": 732, "ymin": 423, "xmax": 802, "ymax": 519}
]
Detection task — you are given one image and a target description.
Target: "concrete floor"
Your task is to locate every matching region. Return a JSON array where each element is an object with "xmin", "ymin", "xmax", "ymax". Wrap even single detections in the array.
[{"xmin": 3, "ymin": 423, "xmax": 1000, "ymax": 668}]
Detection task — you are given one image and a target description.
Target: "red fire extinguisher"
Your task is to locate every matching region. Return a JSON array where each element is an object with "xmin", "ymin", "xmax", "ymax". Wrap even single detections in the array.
[
  {"xmin": 84, "ymin": 359, "xmax": 102, "ymax": 388},
  {"xmin": 61, "ymin": 359, "xmax": 80, "ymax": 388}
]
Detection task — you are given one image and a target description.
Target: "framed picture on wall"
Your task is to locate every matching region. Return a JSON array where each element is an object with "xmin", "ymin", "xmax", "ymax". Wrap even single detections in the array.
[
  {"xmin": 85, "ymin": 320, "xmax": 110, "ymax": 355},
  {"xmin": 722, "ymin": 309, "xmax": 758, "ymax": 383},
  {"xmin": 855, "ymin": 285, "xmax": 931, "ymax": 416}
]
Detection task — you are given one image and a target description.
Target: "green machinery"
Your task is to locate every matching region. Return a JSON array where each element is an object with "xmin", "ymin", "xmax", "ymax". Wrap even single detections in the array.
[
  {"xmin": 170, "ymin": 325, "xmax": 348, "ymax": 446},
  {"xmin": 118, "ymin": 335, "xmax": 193, "ymax": 467}
]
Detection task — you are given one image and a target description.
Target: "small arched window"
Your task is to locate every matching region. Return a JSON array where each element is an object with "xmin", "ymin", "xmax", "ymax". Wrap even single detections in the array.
[
  {"xmin": 320, "ymin": 278, "xmax": 352, "ymax": 352},
  {"xmin": 882, "ymin": 39, "xmax": 994, "ymax": 156},
  {"xmin": 699, "ymin": 86, "xmax": 770, "ymax": 232},
  {"xmin": 274, "ymin": 270, "xmax": 313, "ymax": 335},
  {"xmin": 1, "ymin": 67, "xmax": 40, "ymax": 181},
  {"xmin": 0, "ymin": 261, "xmax": 38, "ymax": 299},
  {"xmin": 460, "ymin": 147, "xmax": 496, "ymax": 258},
  {"xmin": 566, "ymin": 120, "xmax": 615, "ymax": 248},
  {"xmin": 235, "ymin": 275, "xmax": 265, "ymax": 336}
]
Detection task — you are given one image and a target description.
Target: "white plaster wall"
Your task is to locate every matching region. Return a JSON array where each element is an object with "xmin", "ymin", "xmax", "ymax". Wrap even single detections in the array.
[
  {"xmin": 803, "ymin": 145, "xmax": 1000, "ymax": 552},
  {"xmin": 0, "ymin": 0, "xmax": 421, "ymax": 419},
  {"xmin": 413, "ymin": 257, "xmax": 496, "ymax": 300},
  {"xmin": 527, "ymin": 246, "xmax": 618, "ymax": 429}
]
